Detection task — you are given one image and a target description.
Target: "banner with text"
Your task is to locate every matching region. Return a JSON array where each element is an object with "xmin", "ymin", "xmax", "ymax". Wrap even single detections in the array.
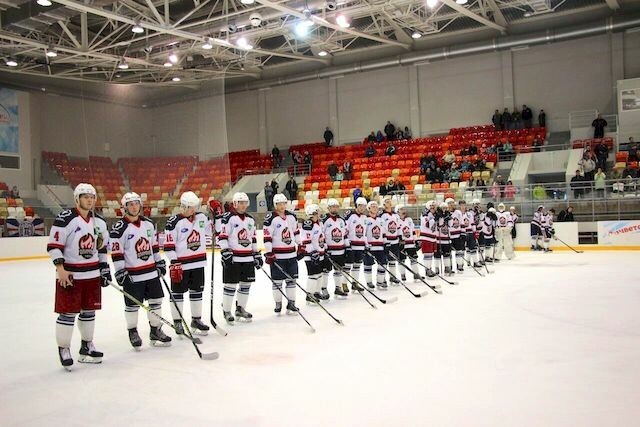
[{"xmin": 598, "ymin": 221, "xmax": 640, "ymax": 246}]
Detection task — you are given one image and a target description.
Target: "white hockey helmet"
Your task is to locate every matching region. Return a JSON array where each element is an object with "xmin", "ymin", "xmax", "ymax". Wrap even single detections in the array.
[
  {"xmin": 425, "ymin": 200, "xmax": 435, "ymax": 209},
  {"xmin": 509, "ymin": 206, "xmax": 516, "ymax": 212},
  {"xmin": 355, "ymin": 197, "xmax": 368, "ymax": 207},
  {"xmin": 273, "ymin": 193, "xmax": 288, "ymax": 205},
  {"xmin": 180, "ymin": 191, "xmax": 200, "ymax": 209},
  {"xmin": 537, "ymin": 205, "xmax": 544, "ymax": 211},
  {"xmin": 445, "ymin": 197, "xmax": 455, "ymax": 205},
  {"xmin": 327, "ymin": 198, "xmax": 340, "ymax": 208},
  {"xmin": 232, "ymin": 192, "xmax": 249, "ymax": 207},
  {"xmin": 121, "ymin": 192, "xmax": 142, "ymax": 208},
  {"xmin": 472, "ymin": 198, "xmax": 481, "ymax": 205},
  {"xmin": 488, "ymin": 207, "xmax": 496, "ymax": 213},
  {"xmin": 367, "ymin": 200, "xmax": 379, "ymax": 211},
  {"xmin": 395, "ymin": 204, "xmax": 405, "ymax": 214},
  {"xmin": 305, "ymin": 203, "xmax": 320, "ymax": 216},
  {"xmin": 439, "ymin": 202, "xmax": 448, "ymax": 209},
  {"xmin": 498, "ymin": 202, "xmax": 505, "ymax": 211},
  {"xmin": 73, "ymin": 183, "xmax": 96, "ymax": 203}
]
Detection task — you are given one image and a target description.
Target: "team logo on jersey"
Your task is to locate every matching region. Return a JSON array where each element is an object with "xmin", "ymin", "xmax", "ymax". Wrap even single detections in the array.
[
  {"xmin": 281, "ymin": 228, "xmax": 292, "ymax": 245},
  {"xmin": 135, "ymin": 237, "xmax": 152, "ymax": 261},
  {"xmin": 187, "ymin": 230, "xmax": 201, "ymax": 251},
  {"xmin": 78, "ymin": 233, "xmax": 95, "ymax": 259},
  {"xmin": 331, "ymin": 227, "xmax": 343, "ymax": 243},
  {"xmin": 387, "ymin": 221, "xmax": 397, "ymax": 234},
  {"xmin": 441, "ymin": 225, "xmax": 449, "ymax": 234},
  {"xmin": 371, "ymin": 226, "xmax": 381, "ymax": 240},
  {"xmin": 319, "ymin": 233, "xmax": 326, "ymax": 248},
  {"xmin": 355, "ymin": 224, "xmax": 364, "ymax": 238},
  {"xmin": 500, "ymin": 217, "xmax": 507, "ymax": 225},
  {"xmin": 237, "ymin": 229, "xmax": 251, "ymax": 248}
]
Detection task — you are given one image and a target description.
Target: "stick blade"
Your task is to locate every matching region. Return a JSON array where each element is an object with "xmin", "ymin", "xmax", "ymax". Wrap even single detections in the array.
[
  {"xmin": 213, "ymin": 325, "xmax": 228, "ymax": 337},
  {"xmin": 200, "ymin": 351, "xmax": 220, "ymax": 360},
  {"xmin": 418, "ymin": 291, "xmax": 430, "ymax": 297},
  {"xmin": 385, "ymin": 296, "xmax": 399, "ymax": 304}
]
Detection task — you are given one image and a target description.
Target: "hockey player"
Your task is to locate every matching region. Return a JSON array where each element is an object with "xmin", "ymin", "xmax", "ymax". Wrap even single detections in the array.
[
  {"xmin": 344, "ymin": 197, "xmax": 368, "ymax": 289},
  {"xmin": 472, "ymin": 199, "xmax": 486, "ymax": 264},
  {"xmin": 163, "ymin": 191, "xmax": 210, "ymax": 335},
  {"xmin": 110, "ymin": 192, "xmax": 171, "ymax": 349},
  {"xmin": 462, "ymin": 200, "xmax": 481, "ymax": 268},
  {"xmin": 364, "ymin": 200, "xmax": 388, "ymax": 289},
  {"xmin": 322, "ymin": 198, "xmax": 352, "ymax": 296},
  {"xmin": 263, "ymin": 193, "xmax": 302, "ymax": 314},
  {"xmin": 541, "ymin": 208, "xmax": 556, "ymax": 252},
  {"xmin": 494, "ymin": 202, "xmax": 515, "ymax": 261},
  {"xmin": 434, "ymin": 201, "xmax": 453, "ymax": 276},
  {"xmin": 483, "ymin": 206, "xmax": 498, "ymax": 262},
  {"xmin": 447, "ymin": 198, "xmax": 466, "ymax": 273},
  {"xmin": 380, "ymin": 197, "xmax": 402, "ymax": 284},
  {"xmin": 396, "ymin": 204, "xmax": 420, "ymax": 281},
  {"xmin": 47, "ymin": 183, "xmax": 109, "ymax": 369},
  {"xmin": 302, "ymin": 204, "xmax": 327, "ymax": 302},
  {"xmin": 510, "ymin": 206, "xmax": 519, "ymax": 239},
  {"xmin": 419, "ymin": 200, "xmax": 437, "ymax": 277},
  {"xmin": 218, "ymin": 192, "xmax": 261, "ymax": 323},
  {"xmin": 530, "ymin": 205, "xmax": 544, "ymax": 251}
]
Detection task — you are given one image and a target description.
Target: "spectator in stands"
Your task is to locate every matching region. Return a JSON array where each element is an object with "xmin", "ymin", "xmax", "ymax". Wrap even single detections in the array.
[
  {"xmin": 420, "ymin": 155, "xmax": 429, "ymax": 173},
  {"xmin": 342, "ymin": 160, "xmax": 353, "ymax": 180},
  {"xmin": 442, "ymin": 150, "xmax": 455, "ymax": 166},
  {"xmin": 512, "ymin": 108, "xmax": 522, "ymax": 130},
  {"xmin": 612, "ymin": 170, "xmax": 624, "ymax": 194},
  {"xmin": 475, "ymin": 178, "xmax": 486, "ymax": 190},
  {"xmin": 496, "ymin": 140, "xmax": 504, "ymax": 153},
  {"xmin": 485, "ymin": 144, "xmax": 496, "ymax": 154},
  {"xmin": 492, "ymin": 109, "xmax": 503, "ymax": 130},
  {"xmin": 285, "ymin": 176, "xmax": 298, "ymax": 200},
  {"xmin": 395, "ymin": 128, "xmax": 405, "ymax": 140},
  {"xmin": 468, "ymin": 143, "xmax": 478, "ymax": 155},
  {"xmin": 533, "ymin": 184, "xmax": 546, "ymax": 200},
  {"xmin": 404, "ymin": 126, "xmax": 412, "ymax": 139},
  {"xmin": 365, "ymin": 143, "xmax": 376, "ymax": 158},
  {"xmin": 328, "ymin": 161, "xmax": 339, "ymax": 181},
  {"xmin": 490, "ymin": 181, "xmax": 499, "ymax": 200},
  {"xmin": 460, "ymin": 159, "xmax": 472, "ymax": 172},
  {"xmin": 594, "ymin": 168, "xmax": 606, "ymax": 198},
  {"xmin": 368, "ymin": 131, "xmax": 376, "ymax": 142},
  {"xmin": 424, "ymin": 167, "xmax": 433, "ymax": 183},
  {"xmin": 292, "ymin": 150, "xmax": 303, "ymax": 165},
  {"xmin": 448, "ymin": 165, "xmax": 461, "ymax": 182},
  {"xmin": 557, "ymin": 206, "xmax": 574, "ymax": 222},
  {"xmin": 532, "ymin": 137, "xmax": 543, "ymax": 152},
  {"xmin": 503, "ymin": 140, "xmax": 514, "ymax": 157},
  {"xmin": 362, "ymin": 185, "xmax": 373, "ymax": 202},
  {"xmin": 270, "ymin": 179, "xmax": 279, "ymax": 194},
  {"xmin": 384, "ymin": 121, "xmax": 396, "ymax": 141},
  {"xmin": 522, "ymin": 105, "xmax": 533, "ymax": 128},
  {"xmin": 579, "ymin": 152, "xmax": 596, "ymax": 182},
  {"xmin": 376, "ymin": 130, "xmax": 385, "ymax": 142},
  {"xmin": 353, "ymin": 185, "xmax": 363, "ymax": 203},
  {"xmin": 474, "ymin": 157, "xmax": 486, "ymax": 171},
  {"xmin": 379, "ymin": 179, "xmax": 390, "ymax": 196},
  {"xmin": 538, "ymin": 109, "xmax": 546, "ymax": 128},
  {"xmin": 433, "ymin": 167, "xmax": 445, "ymax": 183},
  {"xmin": 303, "ymin": 151, "xmax": 312, "ymax": 165},
  {"xmin": 592, "ymin": 113, "xmax": 607, "ymax": 139},
  {"xmin": 570, "ymin": 170, "xmax": 585, "ymax": 199},
  {"xmin": 502, "ymin": 108, "xmax": 512, "ymax": 130},
  {"xmin": 623, "ymin": 164, "xmax": 638, "ymax": 179},
  {"xmin": 505, "ymin": 180, "xmax": 517, "ymax": 200},
  {"xmin": 627, "ymin": 138, "xmax": 638, "ymax": 162},
  {"xmin": 272, "ymin": 145, "xmax": 281, "ymax": 167},
  {"xmin": 496, "ymin": 174, "xmax": 506, "ymax": 199},
  {"xmin": 323, "ymin": 127, "xmax": 334, "ymax": 146},
  {"xmin": 9, "ymin": 185, "xmax": 19, "ymax": 198},
  {"xmin": 595, "ymin": 140, "xmax": 609, "ymax": 171},
  {"xmin": 264, "ymin": 182, "xmax": 274, "ymax": 210},
  {"xmin": 385, "ymin": 141, "xmax": 397, "ymax": 156}
]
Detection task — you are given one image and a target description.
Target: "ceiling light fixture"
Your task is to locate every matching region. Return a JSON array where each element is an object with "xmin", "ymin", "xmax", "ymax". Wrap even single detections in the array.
[
  {"xmin": 37, "ymin": 0, "xmax": 52, "ymax": 6},
  {"xmin": 168, "ymin": 52, "xmax": 179, "ymax": 64},
  {"xmin": 163, "ymin": 61, "xmax": 173, "ymax": 67},
  {"xmin": 455, "ymin": 0, "xmax": 468, "ymax": 4},
  {"xmin": 117, "ymin": 61, "xmax": 129, "ymax": 69},
  {"xmin": 427, "ymin": 0, "xmax": 438, "ymax": 8},
  {"xmin": 318, "ymin": 50, "xmax": 328, "ymax": 57},
  {"xmin": 46, "ymin": 47, "xmax": 58, "ymax": 57},
  {"xmin": 336, "ymin": 15, "xmax": 350, "ymax": 28},
  {"xmin": 172, "ymin": 77, "xmax": 181, "ymax": 82},
  {"xmin": 132, "ymin": 22, "xmax": 144, "ymax": 34},
  {"xmin": 202, "ymin": 38, "xmax": 214, "ymax": 50},
  {"xmin": 240, "ymin": 0, "xmax": 255, "ymax": 4},
  {"xmin": 411, "ymin": 31, "xmax": 422, "ymax": 39},
  {"xmin": 236, "ymin": 37, "xmax": 253, "ymax": 50},
  {"xmin": 5, "ymin": 58, "xmax": 18, "ymax": 67}
]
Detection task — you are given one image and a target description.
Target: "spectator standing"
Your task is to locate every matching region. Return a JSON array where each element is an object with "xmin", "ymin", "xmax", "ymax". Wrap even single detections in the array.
[
  {"xmin": 342, "ymin": 160, "xmax": 353, "ymax": 180},
  {"xmin": 628, "ymin": 138, "xmax": 638, "ymax": 162},
  {"xmin": 271, "ymin": 145, "xmax": 281, "ymax": 167},
  {"xmin": 538, "ymin": 109, "xmax": 546, "ymax": 128},
  {"xmin": 327, "ymin": 161, "xmax": 339, "ymax": 181},
  {"xmin": 570, "ymin": 170, "xmax": 584, "ymax": 199},
  {"xmin": 376, "ymin": 130, "xmax": 384, "ymax": 142},
  {"xmin": 367, "ymin": 132, "xmax": 376, "ymax": 142},
  {"xmin": 285, "ymin": 176, "xmax": 298, "ymax": 200},
  {"xmin": 264, "ymin": 182, "xmax": 274, "ymax": 210},
  {"xmin": 384, "ymin": 121, "xmax": 396, "ymax": 141},
  {"xmin": 323, "ymin": 127, "xmax": 334, "ymax": 146},
  {"xmin": 504, "ymin": 180, "xmax": 517, "ymax": 200},
  {"xmin": 521, "ymin": 105, "xmax": 533, "ymax": 129},
  {"xmin": 496, "ymin": 175, "xmax": 506, "ymax": 199},
  {"xmin": 303, "ymin": 151, "xmax": 312, "ymax": 165},
  {"xmin": 492, "ymin": 109, "xmax": 503, "ymax": 130},
  {"xmin": 512, "ymin": 108, "xmax": 522, "ymax": 130},
  {"xmin": 502, "ymin": 108, "xmax": 512, "ymax": 130},
  {"xmin": 270, "ymin": 179, "xmax": 279, "ymax": 194},
  {"xmin": 579, "ymin": 153, "xmax": 596, "ymax": 182},
  {"xmin": 404, "ymin": 127, "xmax": 412, "ymax": 139},
  {"xmin": 595, "ymin": 140, "xmax": 609, "ymax": 171},
  {"xmin": 594, "ymin": 168, "xmax": 606, "ymax": 198},
  {"xmin": 592, "ymin": 113, "xmax": 608, "ymax": 139},
  {"xmin": 442, "ymin": 150, "xmax": 455, "ymax": 166},
  {"xmin": 365, "ymin": 143, "xmax": 376, "ymax": 158}
]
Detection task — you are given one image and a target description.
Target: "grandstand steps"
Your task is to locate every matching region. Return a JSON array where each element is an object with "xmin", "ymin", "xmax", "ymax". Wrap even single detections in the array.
[
  {"xmin": 546, "ymin": 131, "xmax": 571, "ymax": 150},
  {"xmin": 22, "ymin": 197, "xmax": 56, "ymax": 219}
]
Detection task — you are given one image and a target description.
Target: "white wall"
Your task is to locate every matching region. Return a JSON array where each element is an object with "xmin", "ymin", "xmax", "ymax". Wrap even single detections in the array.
[{"xmin": 225, "ymin": 90, "xmax": 260, "ymax": 152}]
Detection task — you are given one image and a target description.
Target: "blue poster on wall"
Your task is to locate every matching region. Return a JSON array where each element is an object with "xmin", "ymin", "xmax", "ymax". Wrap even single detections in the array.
[{"xmin": 0, "ymin": 88, "xmax": 19, "ymax": 154}]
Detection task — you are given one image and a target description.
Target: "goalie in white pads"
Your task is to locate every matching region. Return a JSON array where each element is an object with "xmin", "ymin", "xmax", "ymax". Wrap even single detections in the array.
[
  {"xmin": 302, "ymin": 204, "xmax": 328, "ymax": 302},
  {"xmin": 163, "ymin": 191, "xmax": 210, "ymax": 335},
  {"xmin": 263, "ymin": 193, "xmax": 302, "ymax": 315},
  {"xmin": 47, "ymin": 183, "xmax": 109, "ymax": 370},
  {"xmin": 494, "ymin": 202, "xmax": 515, "ymax": 260},
  {"xmin": 218, "ymin": 192, "xmax": 261, "ymax": 323},
  {"xmin": 110, "ymin": 192, "xmax": 171, "ymax": 349}
]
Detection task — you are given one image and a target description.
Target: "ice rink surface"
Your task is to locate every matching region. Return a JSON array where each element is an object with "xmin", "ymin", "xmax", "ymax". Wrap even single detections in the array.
[{"xmin": 1, "ymin": 251, "xmax": 639, "ymax": 427}]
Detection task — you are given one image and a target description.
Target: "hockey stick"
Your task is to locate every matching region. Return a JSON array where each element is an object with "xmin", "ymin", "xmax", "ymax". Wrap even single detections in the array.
[
  {"xmin": 405, "ymin": 251, "xmax": 457, "ymax": 286},
  {"xmin": 260, "ymin": 267, "xmax": 316, "ymax": 333},
  {"xmin": 474, "ymin": 235, "xmax": 494, "ymax": 275},
  {"xmin": 325, "ymin": 256, "xmax": 376, "ymax": 308},
  {"xmin": 462, "ymin": 255, "xmax": 485, "ymax": 277},
  {"xmin": 207, "ymin": 213, "xmax": 228, "ymax": 337},
  {"xmin": 365, "ymin": 249, "xmax": 429, "ymax": 298},
  {"xmin": 388, "ymin": 251, "xmax": 442, "ymax": 294},
  {"xmin": 553, "ymin": 235, "xmax": 583, "ymax": 253},
  {"xmin": 272, "ymin": 261, "xmax": 344, "ymax": 325},
  {"xmin": 158, "ymin": 275, "xmax": 219, "ymax": 360},
  {"xmin": 328, "ymin": 256, "xmax": 397, "ymax": 305}
]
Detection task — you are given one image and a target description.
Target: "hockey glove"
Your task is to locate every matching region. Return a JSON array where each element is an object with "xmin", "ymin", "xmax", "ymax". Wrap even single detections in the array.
[
  {"xmin": 550, "ymin": 228, "xmax": 556, "ymax": 236},
  {"xmin": 253, "ymin": 253, "xmax": 264, "ymax": 270},
  {"xmin": 296, "ymin": 246, "xmax": 305, "ymax": 261},
  {"xmin": 115, "ymin": 269, "xmax": 133, "ymax": 287},
  {"xmin": 221, "ymin": 249, "xmax": 233, "ymax": 268},
  {"xmin": 156, "ymin": 259, "xmax": 167, "ymax": 276},
  {"xmin": 310, "ymin": 251, "xmax": 321, "ymax": 265},
  {"xmin": 265, "ymin": 252, "xmax": 276, "ymax": 265},
  {"xmin": 169, "ymin": 262, "xmax": 183, "ymax": 284},
  {"xmin": 99, "ymin": 262, "xmax": 111, "ymax": 288}
]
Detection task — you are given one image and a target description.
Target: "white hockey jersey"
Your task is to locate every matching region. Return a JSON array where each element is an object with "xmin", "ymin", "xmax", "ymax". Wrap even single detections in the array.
[
  {"xmin": 365, "ymin": 214, "xmax": 387, "ymax": 251},
  {"xmin": 531, "ymin": 211, "xmax": 543, "ymax": 227},
  {"xmin": 344, "ymin": 210, "xmax": 367, "ymax": 249},
  {"xmin": 47, "ymin": 209, "xmax": 109, "ymax": 280},
  {"xmin": 263, "ymin": 210, "xmax": 301, "ymax": 260},
  {"xmin": 399, "ymin": 216, "xmax": 417, "ymax": 249},
  {"xmin": 496, "ymin": 211, "xmax": 513, "ymax": 228},
  {"xmin": 462, "ymin": 210, "xmax": 475, "ymax": 233},
  {"xmin": 380, "ymin": 210, "xmax": 401, "ymax": 244},
  {"xmin": 435, "ymin": 213, "xmax": 451, "ymax": 244},
  {"xmin": 322, "ymin": 213, "xmax": 348, "ymax": 255},
  {"xmin": 448, "ymin": 209, "xmax": 464, "ymax": 239},
  {"xmin": 218, "ymin": 212, "xmax": 258, "ymax": 263},
  {"xmin": 482, "ymin": 213, "xmax": 496, "ymax": 238},
  {"xmin": 301, "ymin": 219, "xmax": 326, "ymax": 261},
  {"xmin": 419, "ymin": 208, "xmax": 436, "ymax": 243},
  {"xmin": 474, "ymin": 208, "xmax": 484, "ymax": 233},
  {"xmin": 541, "ymin": 212, "xmax": 554, "ymax": 230},
  {"xmin": 110, "ymin": 216, "xmax": 161, "ymax": 282},
  {"xmin": 163, "ymin": 212, "xmax": 209, "ymax": 270}
]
